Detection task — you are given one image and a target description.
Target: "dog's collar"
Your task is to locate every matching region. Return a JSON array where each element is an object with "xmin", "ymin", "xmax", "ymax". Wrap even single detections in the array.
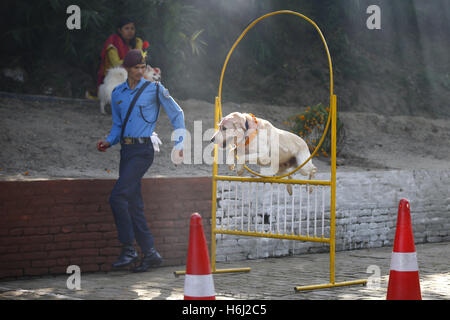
[
  {"xmin": 246, "ymin": 113, "xmax": 257, "ymax": 130},
  {"xmin": 240, "ymin": 113, "xmax": 258, "ymax": 146}
]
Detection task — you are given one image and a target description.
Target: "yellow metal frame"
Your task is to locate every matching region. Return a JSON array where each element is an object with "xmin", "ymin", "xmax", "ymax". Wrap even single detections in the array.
[{"xmin": 175, "ymin": 10, "xmax": 366, "ymax": 292}]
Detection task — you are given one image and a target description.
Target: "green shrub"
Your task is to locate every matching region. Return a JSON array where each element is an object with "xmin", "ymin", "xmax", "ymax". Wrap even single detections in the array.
[{"xmin": 284, "ymin": 103, "xmax": 344, "ymax": 158}]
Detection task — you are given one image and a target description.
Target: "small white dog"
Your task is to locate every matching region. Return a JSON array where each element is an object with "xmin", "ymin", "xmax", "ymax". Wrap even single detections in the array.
[
  {"xmin": 98, "ymin": 65, "xmax": 161, "ymax": 114},
  {"xmin": 211, "ymin": 112, "xmax": 317, "ymax": 194}
]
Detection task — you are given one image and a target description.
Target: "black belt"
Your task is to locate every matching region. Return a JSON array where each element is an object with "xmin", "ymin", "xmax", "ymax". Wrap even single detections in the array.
[{"xmin": 121, "ymin": 137, "xmax": 152, "ymax": 145}]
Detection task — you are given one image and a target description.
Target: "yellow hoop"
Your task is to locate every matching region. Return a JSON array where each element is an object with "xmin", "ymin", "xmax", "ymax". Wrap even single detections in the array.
[
  {"xmin": 175, "ymin": 13, "xmax": 367, "ymax": 291},
  {"xmin": 217, "ymin": 10, "xmax": 334, "ymax": 179}
]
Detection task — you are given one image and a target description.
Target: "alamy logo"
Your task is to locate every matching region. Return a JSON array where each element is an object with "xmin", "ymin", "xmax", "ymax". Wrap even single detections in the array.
[
  {"xmin": 66, "ymin": 265, "xmax": 81, "ymax": 290},
  {"xmin": 366, "ymin": 265, "xmax": 381, "ymax": 289},
  {"xmin": 366, "ymin": 5, "xmax": 381, "ymax": 30},
  {"xmin": 66, "ymin": 5, "xmax": 81, "ymax": 30}
]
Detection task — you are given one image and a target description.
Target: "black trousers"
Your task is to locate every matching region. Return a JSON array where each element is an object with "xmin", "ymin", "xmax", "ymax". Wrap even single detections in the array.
[{"xmin": 109, "ymin": 143, "xmax": 155, "ymax": 252}]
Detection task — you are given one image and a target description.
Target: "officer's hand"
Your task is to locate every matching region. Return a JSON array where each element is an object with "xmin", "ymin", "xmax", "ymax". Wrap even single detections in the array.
[
  {"xmin": 97, "ymin": 140, "xmax": 110, "ymax": 152},
  {"xmin": 178, "ymin": 149, "xmax": 183, "ymax": 159}
]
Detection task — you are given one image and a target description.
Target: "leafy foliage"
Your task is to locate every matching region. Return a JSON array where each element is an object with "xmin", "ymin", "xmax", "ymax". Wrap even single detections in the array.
[
  {"xmin": 0, "ymin": 0, "xmax": 448, "ymax": 120},
  {"xmin": 284, "ymin": 103, "xmax": 344, "ymax": 158},
  {"xmin": 0, "ymin": 0, "xmax": 207, "ymax": 88}
]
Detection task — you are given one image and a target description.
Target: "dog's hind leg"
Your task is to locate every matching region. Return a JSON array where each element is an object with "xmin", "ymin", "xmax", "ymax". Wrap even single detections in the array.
[
  {"xmin": 286, "ymin": 175, "xmax": 293, "ymax": 196},
  {"xmin": 307, "ymin": 164, "xmax": 317, "ymax": 194},
  {"xmin": 296, "ymin": 153, "xmax": 317, "ymax": 194},
  {"xmin": 274, "ymin": 166, "xmax": 293, "ymax": 196}
]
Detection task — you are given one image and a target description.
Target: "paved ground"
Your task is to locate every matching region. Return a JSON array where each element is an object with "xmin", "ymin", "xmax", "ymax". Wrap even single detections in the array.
[{"xmin": 0, "ymin": 242, "xmax": 448, "ymax": 300}]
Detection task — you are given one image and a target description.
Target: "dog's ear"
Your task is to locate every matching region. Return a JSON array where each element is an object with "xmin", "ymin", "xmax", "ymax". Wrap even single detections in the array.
[
  {"xmin": 231, "ymin": 113, "xmax": 247, "ymax": 131},
  {"xmin": 217, "ymin": 117, "xmax": 231, "ymax": 132}
]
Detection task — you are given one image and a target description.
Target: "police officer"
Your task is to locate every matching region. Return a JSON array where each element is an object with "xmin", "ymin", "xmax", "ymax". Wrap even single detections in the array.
[{"xmin": 97, "ymin": 49, "xmax": 185, "ymax": 272}]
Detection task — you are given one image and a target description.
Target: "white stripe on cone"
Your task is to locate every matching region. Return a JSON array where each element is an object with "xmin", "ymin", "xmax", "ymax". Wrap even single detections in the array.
[
  {"xmin": 390, "ymin": 252, "xmax": 419, "ymax": 272},
  {"xmin": 184, "ymin": 274, "xmax": 215, "ymax": 297}
]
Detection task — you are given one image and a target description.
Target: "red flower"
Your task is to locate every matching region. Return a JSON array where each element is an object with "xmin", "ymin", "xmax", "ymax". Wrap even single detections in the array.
[{"xmin": 142, "ymin": 41, "xmax": 150, "ymax": 50}]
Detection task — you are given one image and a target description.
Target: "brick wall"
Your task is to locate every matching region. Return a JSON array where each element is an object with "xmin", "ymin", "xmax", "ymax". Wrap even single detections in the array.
[{"xmin": 0, "ymin": 177, "xmax": 212, "ymax": 279}]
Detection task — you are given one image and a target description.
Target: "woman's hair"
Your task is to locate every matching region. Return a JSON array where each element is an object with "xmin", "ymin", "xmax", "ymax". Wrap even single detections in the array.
[{"xmin": 116, "ymin": 16, "xmax": 137, "ymax": 49}]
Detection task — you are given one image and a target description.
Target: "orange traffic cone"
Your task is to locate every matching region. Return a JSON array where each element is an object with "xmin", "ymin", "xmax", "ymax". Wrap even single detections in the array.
[
  {"xmin": 386, "ymin": 199, "xmax": 422, "ymax": 300},
  {"xmin": 184, "ymin": 213, "xmax": 215, "ymax": 300}
]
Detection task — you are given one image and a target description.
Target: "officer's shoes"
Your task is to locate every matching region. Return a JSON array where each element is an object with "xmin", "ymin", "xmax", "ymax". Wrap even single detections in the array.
[
  {"xmin": 112, "ymin": 244, "xmax": 138, "ymax": 269},
  {"xmin": 132, "ymin": 247, "xmax": 163, "ymax": 273}
]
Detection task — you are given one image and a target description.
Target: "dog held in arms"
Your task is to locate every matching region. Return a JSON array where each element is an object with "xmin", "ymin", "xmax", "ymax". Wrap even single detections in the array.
[
  {"xmin": 98, "ymin": 65, "xmax": 161, "ymax": 114},
  {"xmin": 210, "ymin": 112, "xmax": 317, "ymax": 195}
]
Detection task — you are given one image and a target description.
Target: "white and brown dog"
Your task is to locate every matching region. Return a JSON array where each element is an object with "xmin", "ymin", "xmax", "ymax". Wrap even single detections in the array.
[
  {"xmin": 211, "ymin": 112, "xmax": 317, "ymax": 194},
  {"xmin": 98, "ymin": 65, "xmax": 161, "ymax": 114}
]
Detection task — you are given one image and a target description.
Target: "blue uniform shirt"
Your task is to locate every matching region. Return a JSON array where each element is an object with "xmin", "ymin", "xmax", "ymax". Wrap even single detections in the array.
[{"xmin": 106, "ymin": 78, "xmax": 185, "ymax": 150}]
